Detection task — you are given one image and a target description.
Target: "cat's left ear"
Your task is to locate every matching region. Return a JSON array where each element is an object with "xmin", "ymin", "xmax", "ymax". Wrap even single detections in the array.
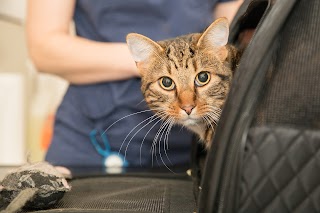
[
  {"xmin": 126, "ymin": 33, "xmax": 164, "ymax": 63},
  {"xmin": 197, "ymin": 17, "xmax": 229, "ymax": 61}
]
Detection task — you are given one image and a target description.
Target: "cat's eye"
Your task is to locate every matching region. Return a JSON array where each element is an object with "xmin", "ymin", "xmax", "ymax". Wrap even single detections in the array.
[
  {"xmin": 159, "ymin": 77, "xmax": 175, "ymax": 90},
  {"xmin": 195, "ymin": 71, "xmax": 211, "ymax": 86}
]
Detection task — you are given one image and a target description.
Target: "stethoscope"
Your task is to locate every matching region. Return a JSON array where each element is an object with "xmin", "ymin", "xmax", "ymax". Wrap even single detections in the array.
[{"xmin": 89, "ymin": 130, "xmax": 128, "ymax": 170}]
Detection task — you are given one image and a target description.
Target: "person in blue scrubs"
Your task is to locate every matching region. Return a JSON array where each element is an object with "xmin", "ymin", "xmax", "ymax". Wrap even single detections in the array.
[{"xmin": 26, "ymin": 0, "xmax": 242, "ymax": 169}]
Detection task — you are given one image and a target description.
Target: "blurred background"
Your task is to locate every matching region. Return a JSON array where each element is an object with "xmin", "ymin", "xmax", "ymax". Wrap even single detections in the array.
[{"xmin": 0, "ymin": 0, "xmax": 68, "ymax": 165}]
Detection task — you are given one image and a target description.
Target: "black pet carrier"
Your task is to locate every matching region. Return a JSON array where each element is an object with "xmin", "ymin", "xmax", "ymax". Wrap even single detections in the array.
[
  {"xmin": 1, "ymin": 0, "xmax": 319, "ymax": 212},
  {"xmin": 198, "ymin": 0, "xmax": 320, "ymax": 212}
]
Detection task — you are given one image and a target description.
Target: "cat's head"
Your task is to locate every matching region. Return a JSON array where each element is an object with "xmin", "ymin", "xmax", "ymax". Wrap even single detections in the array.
[{"xmin": 126, "ymin": 18, "xmax": 235, "ymax": 143}]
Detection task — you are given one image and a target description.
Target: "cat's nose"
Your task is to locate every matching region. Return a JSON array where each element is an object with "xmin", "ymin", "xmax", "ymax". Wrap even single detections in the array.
[{"xmin": 181, "ymin": 105, "xmax": 195, "ymax": 115}]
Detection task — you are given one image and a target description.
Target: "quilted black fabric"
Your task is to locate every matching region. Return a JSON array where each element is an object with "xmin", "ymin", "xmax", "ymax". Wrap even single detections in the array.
[{"xmin": 239, "ymin": 126, "xmax": 320, "ymax": 213}]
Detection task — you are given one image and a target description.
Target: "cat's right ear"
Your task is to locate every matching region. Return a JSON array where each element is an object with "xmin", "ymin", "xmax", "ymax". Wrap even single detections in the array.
[
  {"xmin": 197, "ymin": 17, "xmax": 229, "ymax": 61},
  {"xmin": 126, "ymin": 33, "xmax": 163, "ymax": 63}
]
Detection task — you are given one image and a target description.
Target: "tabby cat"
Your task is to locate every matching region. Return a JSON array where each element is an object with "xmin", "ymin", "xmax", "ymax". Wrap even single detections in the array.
[{"xmin": 126, "ymin": 18, "xmax": 240, "ymax": 149}]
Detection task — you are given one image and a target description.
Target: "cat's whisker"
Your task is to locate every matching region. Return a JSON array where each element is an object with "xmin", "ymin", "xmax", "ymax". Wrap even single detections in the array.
[
  {"xmin": 153, "ymin": 109, "xmax": 170, "ymax": 119},
  {"xmin": 206, "ymin": 112, "xmax": 220, "ymax": 126},
  {"xmin": 158, "ymin": 118, "xmax": 174, "ymax": 166},
  {"xmin": 139, "ymin": 113, "xmax": 167, "ymax": 166},
  {"xmin": 163, "ymin": 119, "xmax": 175, "ymax": 166},
  {"xmin": 118, "ymin": 114, "xmax": 157, "ymax": 156},
  {"xmin": 202, "ymin": 115, "xmax": 210, "ymax": 126},
  {"xmin": 103, "ymin": 109, "xmax": 153, "ymax": 135},
  {"xmin": 208, "ymin": 107, "xmax": 223, "ymax": 115},
  {"xmin": 203, "ymin": 115, "xmax": 215, "ymax": 131},
  {"xmin": 150, "ymin": 116, "xmax": 171, "ymax": 158},
  {"xmin": 140, "ymin": 118, "xmax": 163, "ymax": 167},
  {"xmin": 151, "ymin": 117, "xmax": 170, "ymax": 152},
  {"xmin": 123, "ymin": 114, "xmax": 161, "ymax": 162},
  {"xmin": 208, "ymin": 110, "xmax": 221, "ymax": 119},
  {"xmin": 157, "ymin": 118, "xmax": 175, "ymax": 173},
  {"xmin": 205, "ymin": 105, "xmax": 222, "ymax": 112},
  {"xmin": 136, "ymin": 99, "xmax": 146, "ymax": 107},
  {"xmin": 203, "ymin": 112, "xmax": 219, "ymax": 123},
  {"xmin": 210, "ymin": 110, "xmax": 222, "ymax": 117},
  {"xmin": 118, "ymin": 110, "xmax": 165, "ymax": 156},
  {"xmin": 158, "ymin": 146, "xmax": 175, "ymax": 173},
  {"xmin": 212, "ymin": 109, "xmax": 222, "ymax": 119},
  {"xmin": 204, "ymin": 106, "xmax": 222, "ymax": 119},
  {"xmin": 164, "ymin": 118, "xmax": 174, "ymax": 151},
  {"xmin": 149, "ymin": 110, "xmax": 169, "ymax": 166},
  {"xmin": 113, "ymin": 107, "xmax": 166, "ymax": 160}
]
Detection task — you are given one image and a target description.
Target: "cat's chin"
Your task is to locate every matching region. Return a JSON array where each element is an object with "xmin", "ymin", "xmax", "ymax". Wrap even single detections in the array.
[{"xmin": 177, "ymin": 118, "xmax": 207, "ymax": 140}]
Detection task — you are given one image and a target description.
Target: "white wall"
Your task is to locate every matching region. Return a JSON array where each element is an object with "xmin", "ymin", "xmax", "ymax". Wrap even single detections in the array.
[
  {"xmin": 0, "ymin": 5, "xmax": 28, "ymax": 164},
  {"xmin": 0, "ymin": 73, "xmax": 25, "ymax": 165},
  {"xmin": 0, "ymin": 1, "xmax": 68, "ymax": 165},
  {"xmin": 0, "ymin": 0, "xmax": 26, "ymax": 21}
]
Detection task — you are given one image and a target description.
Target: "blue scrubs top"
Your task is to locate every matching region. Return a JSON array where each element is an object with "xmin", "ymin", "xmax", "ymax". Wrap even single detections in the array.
[{"xmin": 46, "ymin": 0, "xmax": 233, "ymax": 168}]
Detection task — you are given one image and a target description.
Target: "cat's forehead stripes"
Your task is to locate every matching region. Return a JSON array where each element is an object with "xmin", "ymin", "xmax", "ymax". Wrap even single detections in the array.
[{"xmin": 160, "ymin": 35, "xmax": 198, "ymax": 72}]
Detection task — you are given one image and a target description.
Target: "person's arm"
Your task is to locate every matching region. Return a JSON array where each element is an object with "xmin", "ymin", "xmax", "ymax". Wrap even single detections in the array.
[
  {"xmin": 213, "ymin": 0, "xmax": 244, "ymax": 22},
  {"xmin": 26, "ymin": 0, "xmax": 138, "ymax": 84}
]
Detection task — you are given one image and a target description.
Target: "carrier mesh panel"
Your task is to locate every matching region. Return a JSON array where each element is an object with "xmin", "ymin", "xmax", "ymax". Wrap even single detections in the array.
[
  {"xmin": 254, "ymin": 0, "xmax": 320, "ymax": 128},
  {"xmin": 25, "ymin": 176, "xmax": 195, "ymax": 213}
]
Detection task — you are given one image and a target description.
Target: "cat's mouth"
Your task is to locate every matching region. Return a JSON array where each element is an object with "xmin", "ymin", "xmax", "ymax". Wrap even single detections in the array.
[
  {"xmin": 182, "ymin": 119, "xmax": 200, "ymax": 126},
  {"xmin": 179, "ymin": 116, "xmax": 202, "ymax": 126}
]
